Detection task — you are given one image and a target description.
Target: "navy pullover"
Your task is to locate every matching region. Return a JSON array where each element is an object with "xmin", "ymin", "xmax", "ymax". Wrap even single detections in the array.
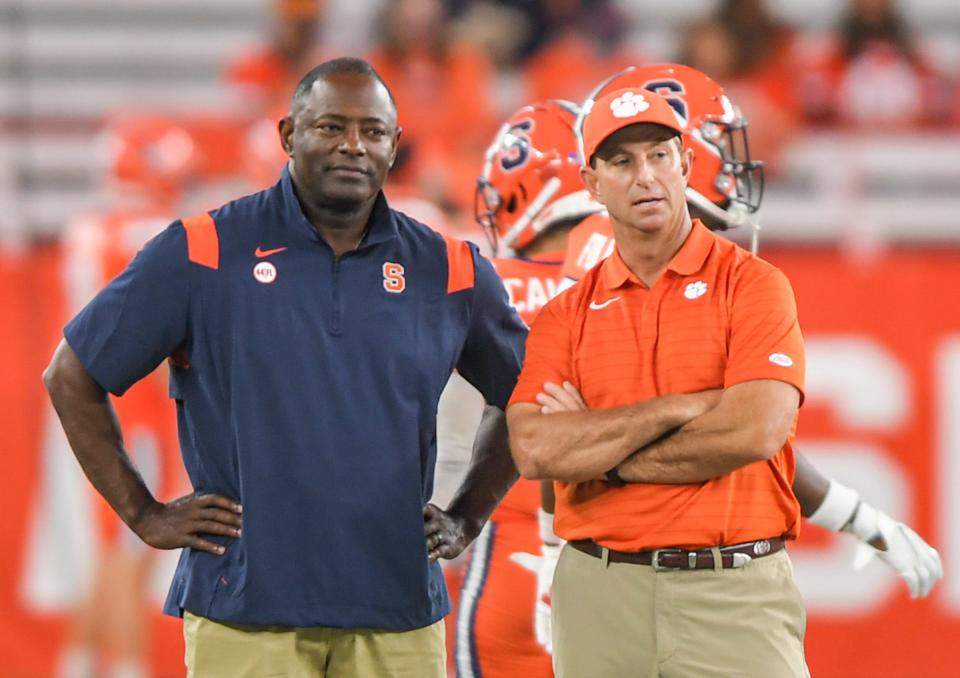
[{"xmin": 65, "ymin": 167, "xmax": 527, "ymax": 629}]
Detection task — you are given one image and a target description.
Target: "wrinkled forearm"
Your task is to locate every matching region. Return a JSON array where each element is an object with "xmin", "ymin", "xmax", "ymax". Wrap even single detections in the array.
[
  {"xmin": 617, "ymin": 386, "xmax": 794, "ymax": 484},
  {"xmin": 508, "ymin": 393, "xmax": 703, "ymax": 482},
  {"xmin": 43, "ymin": 340, "xmax": 157, "ymax": 527},
  {"xmin": 618, "ymin": 422, "xmax": 764, "ymax": 483},
  {"xmin": 445, "ymin": 404, "xmax": 519, "ymax": 539}
]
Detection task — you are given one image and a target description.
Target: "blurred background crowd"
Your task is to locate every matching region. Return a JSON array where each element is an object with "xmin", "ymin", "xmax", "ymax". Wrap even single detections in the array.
[
  {"xmin": 1, "ymin": 1, "xmax": 959, "ymax": 677},
  {"xmin": 1, "ymin": 0, "xmax": 959, "ymax": 246}
]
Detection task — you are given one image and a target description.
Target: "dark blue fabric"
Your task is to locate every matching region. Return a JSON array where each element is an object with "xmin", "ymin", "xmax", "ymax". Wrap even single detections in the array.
[{"xmin": 64, "ymin": 166, "xmax": 527, "ymax": 629}]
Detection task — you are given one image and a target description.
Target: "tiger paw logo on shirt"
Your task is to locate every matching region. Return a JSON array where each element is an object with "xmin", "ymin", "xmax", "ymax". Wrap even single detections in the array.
[{"xmin": 684, "ymin": 281, "xmax": 708, "ymax": 299}]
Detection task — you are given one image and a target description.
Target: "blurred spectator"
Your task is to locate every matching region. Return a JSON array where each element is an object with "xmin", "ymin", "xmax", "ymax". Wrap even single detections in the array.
[
  {"xmin": 318, "ymin": 0, "xmax": 385, "ymax": 56},
  {"xmin": 366, "ymin": 0, "xmax": 498, "ymax": 214},
  {"xmin": 450, "ymin": 2, "xmax": 530, "ymax": 116},
  {"xmin": 799, "ymin": 0, "xmax": 951, "ymax": 129},
  {"xmin": 714, "ymin": 0, "xmax": 794, "ymax": 86},
  {"xmin": 226, "ymin": 0, "xmax": 325, "ymax": 113},
  {"xmin": 451, "ymin": 2, "xmax": 529, "ymax": 71},
  {"xmin": 521, "ymin": 0, "xmax": 645, "ymax": 105},
  {"xmin": 679, "ymin": 0, "xmax": 804, "ymax": 167}
]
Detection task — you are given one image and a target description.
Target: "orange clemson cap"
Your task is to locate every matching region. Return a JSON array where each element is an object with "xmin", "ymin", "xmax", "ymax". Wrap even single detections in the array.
[{"xmin": 581, "ymin": 87, "xmax": 686, "ymax": 165}]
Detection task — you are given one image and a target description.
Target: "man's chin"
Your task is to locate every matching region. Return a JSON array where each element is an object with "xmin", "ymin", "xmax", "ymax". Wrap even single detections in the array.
[
  {"xmin": 318, "ymin": 185, "xmax": 376, "ymax": 212},
  {"xmin": 615, "ymin": 212, "xmax": 667, "ymax": 234}
]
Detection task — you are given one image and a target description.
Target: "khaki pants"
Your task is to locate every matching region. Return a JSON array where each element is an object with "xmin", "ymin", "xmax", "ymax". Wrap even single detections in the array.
[
  {"xmin": 552, "ymin": 545, "xmax": 809, "ymax": 678},
  {"xmin": 183, "ymin": 611, "xmax": 445, "ymax": 678}
]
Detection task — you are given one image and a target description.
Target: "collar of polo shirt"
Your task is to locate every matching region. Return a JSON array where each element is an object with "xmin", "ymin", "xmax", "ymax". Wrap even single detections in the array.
[{"xmin": 600, "ymin": 219, "xmax": 715, "ymax": 290}]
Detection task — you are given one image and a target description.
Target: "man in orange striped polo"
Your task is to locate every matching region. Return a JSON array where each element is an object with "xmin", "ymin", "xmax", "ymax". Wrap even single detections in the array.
[{"xmin": 507, "ymin": 86, "xmax": 809, "ymax": 677}]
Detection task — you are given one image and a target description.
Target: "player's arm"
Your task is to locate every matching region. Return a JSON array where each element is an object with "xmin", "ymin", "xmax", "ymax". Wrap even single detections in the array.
[
  {"xmin": 616, "ymin": 378, "xmax": 799, "ymax": 483},
  {"xmin": 507, "ymin": 389, "xmax": 719, "ymax": 482},
  {"xmin": 793, "ymin": 450, "xmax": 829, "ymax": 516},
  {"xmin": 796, "ymin": 453, "xmax": 943, "ymax": 598},
  {"xmin": 430, "ymin": 372, "xmax": 485, "ymax": 509}
]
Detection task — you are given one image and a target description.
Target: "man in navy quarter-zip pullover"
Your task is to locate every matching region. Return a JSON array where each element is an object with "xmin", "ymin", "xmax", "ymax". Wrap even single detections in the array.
[{"xmin": 44, "ymin": 57, "xmax": 527, "ymax": 677}]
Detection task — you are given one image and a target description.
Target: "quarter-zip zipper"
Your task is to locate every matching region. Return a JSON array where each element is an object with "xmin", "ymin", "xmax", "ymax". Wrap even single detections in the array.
[{"xmin": 329, "ymin": 255, "xmax": 343, "ymax": 335}]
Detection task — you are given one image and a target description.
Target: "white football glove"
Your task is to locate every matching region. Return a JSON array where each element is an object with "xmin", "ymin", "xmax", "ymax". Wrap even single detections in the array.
[
  {"xmin": 845, "ymin": 501, "xmax": 943, "ymax": 598},
  {"xmin": 809, "ymin": 480, "xmax": 943, "ymax": 598},
  {"xmin": 508, "ymin": 509, "xmax": 564, "ymax": 654}
]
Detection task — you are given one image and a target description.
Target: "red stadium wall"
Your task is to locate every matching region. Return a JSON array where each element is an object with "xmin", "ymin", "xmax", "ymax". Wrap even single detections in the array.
[
  {"xmin": 768, "ymin": 246, "xmax": 960, "ymax": 678},
  {"xmin": 0, "ymin": 244, "xmax": 957, "ymax": 678}
]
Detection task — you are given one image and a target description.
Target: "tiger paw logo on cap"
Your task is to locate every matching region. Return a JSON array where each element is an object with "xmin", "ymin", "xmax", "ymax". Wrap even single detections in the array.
[{"xmin": 611, "ymin": 91, "xmax": 650, "ymax": 119}]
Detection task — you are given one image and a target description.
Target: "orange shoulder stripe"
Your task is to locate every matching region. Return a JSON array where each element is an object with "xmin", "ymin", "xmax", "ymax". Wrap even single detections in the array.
[
  {"xmin": 443, "ymin": 235, "xmax": 475, "ymax": 294},
  {"xmin": 181, "ymin": 213, "xmax": 219, "ymax": 270}
]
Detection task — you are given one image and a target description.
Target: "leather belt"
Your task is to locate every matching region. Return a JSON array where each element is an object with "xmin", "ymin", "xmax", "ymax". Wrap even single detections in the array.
[{"xmin": 569, "ymin": 537, "xmax": 786, "ymax": 571}]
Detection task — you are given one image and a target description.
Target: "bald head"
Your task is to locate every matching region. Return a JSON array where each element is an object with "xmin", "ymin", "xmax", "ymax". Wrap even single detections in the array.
[{"xmin": 290, "ymin": 57, "xmax": 396, "ymax": 116}]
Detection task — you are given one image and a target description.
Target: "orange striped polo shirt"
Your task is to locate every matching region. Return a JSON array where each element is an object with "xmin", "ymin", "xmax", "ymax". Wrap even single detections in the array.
[{"xmin": 509, "ymin": 220, "xmax": 806, "ymax": 551}]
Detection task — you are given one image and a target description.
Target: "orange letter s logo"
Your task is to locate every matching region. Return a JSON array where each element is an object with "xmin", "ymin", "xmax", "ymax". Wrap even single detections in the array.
[{"xmin": 382, "ymin": 262, "xmax": 406, "ymax": 293}]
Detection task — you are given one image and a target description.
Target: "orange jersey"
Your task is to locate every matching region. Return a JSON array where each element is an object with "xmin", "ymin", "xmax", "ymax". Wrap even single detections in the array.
[
  {"xmin": 492, "ymin": 256, "xmax": 563, "ymax": 327},
  {"xmin": 490, "ymin": 255, "xmax": 562, "ymax": 521},
  {"xmin": 456, "ymin": 521, "xmax": 552, "ymax": 678},
  {"xmin": 65, "ymin": 210, "xmax": 173, "ymax": 292},
  {"xmin": 559, "ymin": 212, "xmax": 612, "ymax": 285},
  {"xmin": 510, "ymin": 221, "xmax": 805, "ymax": 551}
]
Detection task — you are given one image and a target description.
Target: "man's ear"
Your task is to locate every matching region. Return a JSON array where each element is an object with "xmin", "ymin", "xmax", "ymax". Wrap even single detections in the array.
[
  {"xmin": 680, "ymin": 146, "xmax": 694, "ymax": 183},
  {"xmin": 278, "ymin": 117, "xmax": 295, "ymax": 158},
  {"xmin": 580, "ymin": 165, "xmax": 602, "ymax": 202},
  {"xmin": 389, "ymin": 127, "xmax": 403, "ymax": 167}
]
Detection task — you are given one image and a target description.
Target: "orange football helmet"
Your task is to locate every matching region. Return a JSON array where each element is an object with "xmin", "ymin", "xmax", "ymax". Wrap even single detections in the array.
[
  {"xmin": 475, "ymin": 99, "xmax": 602, "ymax": 255},
  {"xmin": 577, "ymin": 63, "xmax": 764, "ymax": 236},
  {"xmin": 102, "ymin": 112, "xmax": 252, "ymax": 208},
  {"xmin": 102, "ymin": 114, "xmax": 197, "ymax": 206}
]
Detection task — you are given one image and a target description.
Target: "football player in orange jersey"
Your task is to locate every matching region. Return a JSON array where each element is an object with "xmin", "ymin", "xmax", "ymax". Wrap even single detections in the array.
[
  {"xmin": 521, "ymin": 65, "xmax": 941, "ymax": 655},
  {"xmin": 449, "ymin": 99, "xmax": 602, "ymax": 678},
  {"xmin": 48, "ymin": 114, "xmax": 202, "ymax": 678}
]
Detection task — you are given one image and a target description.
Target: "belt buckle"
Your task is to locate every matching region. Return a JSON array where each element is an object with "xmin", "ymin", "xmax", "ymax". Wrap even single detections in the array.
[{"xmin": 651, "ymin": 549, "xmax": 681, "ymax": 571}]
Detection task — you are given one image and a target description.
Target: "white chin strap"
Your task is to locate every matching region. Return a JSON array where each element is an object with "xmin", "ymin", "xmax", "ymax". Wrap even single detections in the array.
[
  {"xmin": 685, "ymin": 187, "xmax": 761, "ymax": 255},
  {"xmin": 533, "ymin": 190, "xmax": 604, "ymax": 232},
  {"xmin": 500, "ymin": 177, "xmax": 562, "ymax": 250},
  {"xmin": 502, "ymin": 188, "xmax": 606, "ymax": 254}
]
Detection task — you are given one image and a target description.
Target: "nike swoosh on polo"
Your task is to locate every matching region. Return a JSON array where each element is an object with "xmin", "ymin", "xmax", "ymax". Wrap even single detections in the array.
[
  {"xmin": 255, "ymin": 246, "xmax": 288, "ymax": 258},
  {"xmin": 589, "ymin": 297, "xmax": 620, "ymax": 310}
]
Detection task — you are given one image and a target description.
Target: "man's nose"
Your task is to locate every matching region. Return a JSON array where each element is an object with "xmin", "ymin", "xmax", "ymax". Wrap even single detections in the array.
[
  {"xmin": 633, "ymin": 158, "xmax": 654, "ymax": 186},
  {"xmin": 338, "ymin": 125, "xmax": 366, "ymax": 155}
]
